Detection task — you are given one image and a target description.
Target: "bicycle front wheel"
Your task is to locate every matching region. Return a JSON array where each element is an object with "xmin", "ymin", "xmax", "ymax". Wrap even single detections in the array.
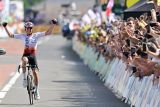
[{"xmin": 27, "ymin": 75, "xmax": 34, "ymax": 105}]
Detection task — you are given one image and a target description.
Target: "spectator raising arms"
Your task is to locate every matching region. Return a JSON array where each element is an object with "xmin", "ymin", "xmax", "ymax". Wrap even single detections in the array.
[{"xmin": 77, "ymin": 9, "xmax": 160, "ymax": 85}]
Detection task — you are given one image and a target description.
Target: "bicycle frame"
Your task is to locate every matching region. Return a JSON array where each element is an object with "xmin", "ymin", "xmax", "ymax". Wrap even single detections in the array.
[{"xmin": 18, "ymin": 64, "xmax": 35, "ymax": 105}]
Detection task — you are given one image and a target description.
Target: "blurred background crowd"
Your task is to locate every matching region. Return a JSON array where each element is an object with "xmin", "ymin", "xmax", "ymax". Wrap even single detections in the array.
[{"xmin": 69, "ymin": 0, "xmax": 160, "ymax": 84}]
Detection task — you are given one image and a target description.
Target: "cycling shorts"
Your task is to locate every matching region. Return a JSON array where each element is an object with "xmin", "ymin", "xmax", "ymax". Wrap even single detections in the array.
[{"xmin": 22, "ymin": 54, "xmax": 39, "ymax": 70}]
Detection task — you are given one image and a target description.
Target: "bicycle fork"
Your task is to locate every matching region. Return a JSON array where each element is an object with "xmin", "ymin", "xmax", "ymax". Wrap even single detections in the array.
[{"xmin": 27, "ymin": 74, "xmax": 35, "ymax": 104}]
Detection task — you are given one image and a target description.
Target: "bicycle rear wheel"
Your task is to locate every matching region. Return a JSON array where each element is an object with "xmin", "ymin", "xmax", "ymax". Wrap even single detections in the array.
[{"xmin": 27, "ymin": 75, "xmax": 34, "ymax": 105}]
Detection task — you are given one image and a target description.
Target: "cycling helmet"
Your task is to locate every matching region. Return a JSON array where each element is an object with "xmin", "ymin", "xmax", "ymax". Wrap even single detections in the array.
[{"xmin": 24, "ymin": 22, "xmax": 34, "ymax": 28}]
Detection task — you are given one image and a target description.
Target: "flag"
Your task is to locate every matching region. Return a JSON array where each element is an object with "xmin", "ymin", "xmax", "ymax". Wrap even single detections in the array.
[
  {"xmin": 106, "ymin": 0, "xmax": 114, "ymax": 17},
  {"xmin": 126, "ymin": 0, "xmax": 139, "ymax": 8},
  {"xmin": 0, "ymin": 0, "xmax": 4, "ymax": 11}
]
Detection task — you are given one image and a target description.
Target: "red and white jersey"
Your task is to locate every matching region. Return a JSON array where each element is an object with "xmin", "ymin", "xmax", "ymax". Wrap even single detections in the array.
[{"xmin": 14, "ymin": 32, "xmax": 45, "ymax": 55}]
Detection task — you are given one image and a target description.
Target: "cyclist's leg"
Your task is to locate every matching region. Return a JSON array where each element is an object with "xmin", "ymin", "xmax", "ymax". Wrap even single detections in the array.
[
  {"xmin": 29, "ymin": 55, "xmax": 40, "ymax": 99},
  {"xmin": 32, "ymin": 68, "xmax": 40, "ymax": 100},
  {"xmin": 29, "ymin": 55, "xmax": 39, "ymax": 87},
  {"xmin": 21, "ymin": 56, "xmax": 28, "ymax": 87},
  {"xmin": 32, "ymin": 68, "xmax": 39, "ymax": 88},
  {"xmin": 22, "ymin": 56, "xmax": 28, "ymax": 70}
]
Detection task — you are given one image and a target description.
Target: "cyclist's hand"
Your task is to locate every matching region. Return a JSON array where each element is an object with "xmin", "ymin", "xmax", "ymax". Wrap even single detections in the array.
[
  {"xmin": 51, "ymin": 18, "xmax": 58, "ymax": 25},
  {"xmin": 2, "ymin": 22, "xmax": 8, "ymax": 27}
]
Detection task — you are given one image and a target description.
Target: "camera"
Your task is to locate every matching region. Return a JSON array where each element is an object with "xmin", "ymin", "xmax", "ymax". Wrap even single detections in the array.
[{"xmin": 131, "ymin": 47, "xmax": 136, "ymax": 55}]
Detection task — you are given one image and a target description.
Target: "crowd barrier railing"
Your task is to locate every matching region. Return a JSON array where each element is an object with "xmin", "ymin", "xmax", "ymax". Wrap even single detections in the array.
[{"xmin": 72, "ymin": 35, "xmax": 160, "ymax": 107}]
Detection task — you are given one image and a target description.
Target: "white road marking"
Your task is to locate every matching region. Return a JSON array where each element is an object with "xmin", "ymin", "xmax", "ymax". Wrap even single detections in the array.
[
  {"xmin": 0, "ymin": 68, "xmax": 22, "ymax": 103},
  {"xmin": 1, "ymin": 84, "xmax": 12, "ymax": 92},
  {"xmin": 10, "ymin": 72, "xmax": 15, "ymax": 77},
  {"xmin": 1, "ymin": 71, "xmax": 21, "ymax": 92},
  {"xmin": 0, "ymin": 92, "xmax": 6, "ymax": 99}
]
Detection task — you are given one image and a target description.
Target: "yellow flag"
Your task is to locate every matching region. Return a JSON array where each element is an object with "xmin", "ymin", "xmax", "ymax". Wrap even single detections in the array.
[
  {"xmin": 158, "ymin": 0, "xmax": 160, "ymax": 6},
  {"xmin": 126, "ymin": 0, "xmax": 140, "ymax": 8}
]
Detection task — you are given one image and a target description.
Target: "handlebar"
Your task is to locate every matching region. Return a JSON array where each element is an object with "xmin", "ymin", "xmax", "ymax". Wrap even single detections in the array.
[{"xmin": 18, "ymin": 65, "xmax": 32, "ymax": 73}]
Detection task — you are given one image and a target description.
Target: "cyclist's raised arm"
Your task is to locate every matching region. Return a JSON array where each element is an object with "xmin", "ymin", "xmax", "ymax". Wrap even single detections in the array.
[
  {"xmin": 45, "ymin": 24, "xmax": 54, "ymax": 36},
  {"xmin": 2, "ymin": 22, "xmax": 14, "ymax": 38},
  {"xmin": 45, "ymin": 18, "xmax": 58, "ymax": 36}
]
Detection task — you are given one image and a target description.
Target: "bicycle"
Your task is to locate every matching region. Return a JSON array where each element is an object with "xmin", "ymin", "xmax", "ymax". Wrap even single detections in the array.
[{"xmin": 18, "ymin": 64, "xmax": 35, "ymax": 105}]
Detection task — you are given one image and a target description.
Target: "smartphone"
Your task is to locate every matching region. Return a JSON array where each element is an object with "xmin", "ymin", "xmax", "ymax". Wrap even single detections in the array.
[
  {"xmin": 126, "ymin": 39, "xmax": 130, "ymax": 47},
  {"xmin": 134, "ymin": 30, "xmax": 139, "ymax": 34},
  {"xmin": 142, "ymin": 43, "xmax": 147, "ymax": 52},
  {"xmin": 131, "ymin": 47, "xmax": 136, "ymax": 54},
  {"xmin": 149, "ymin": 22, "xmax": 157, "ymax": 27},
  {"xmin": 132, "ymin": 66, "xmax": 137, "ymax": 73}
]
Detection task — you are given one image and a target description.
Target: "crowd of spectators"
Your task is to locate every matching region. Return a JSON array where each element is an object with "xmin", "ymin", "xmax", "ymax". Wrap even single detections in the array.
[{"xmin": 77, "ymin": 9, "xmax": 160, "ymax": 85}]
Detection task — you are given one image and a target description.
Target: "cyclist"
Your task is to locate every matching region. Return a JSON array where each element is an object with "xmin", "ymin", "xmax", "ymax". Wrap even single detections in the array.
[{"xmin": 2, "ymin": 19, "xmax": 58, "ymax": 100}]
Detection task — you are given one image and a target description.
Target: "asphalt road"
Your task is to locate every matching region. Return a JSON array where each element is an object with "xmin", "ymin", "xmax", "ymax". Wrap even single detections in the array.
[{"xmin": 0, "ymin": 36, "xmax": 129, "ymax": 107}]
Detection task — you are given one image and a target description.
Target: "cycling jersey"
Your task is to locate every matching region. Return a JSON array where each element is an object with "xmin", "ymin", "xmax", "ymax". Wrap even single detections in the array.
[{"xmin": 14, "ymin": 32, "xmax": 45, "ymax": 55}]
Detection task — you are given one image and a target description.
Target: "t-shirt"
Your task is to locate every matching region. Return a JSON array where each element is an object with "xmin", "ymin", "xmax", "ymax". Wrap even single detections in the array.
[{"xmin": 14, "ymin": 32, "xmax": 45, "ymax": 55}]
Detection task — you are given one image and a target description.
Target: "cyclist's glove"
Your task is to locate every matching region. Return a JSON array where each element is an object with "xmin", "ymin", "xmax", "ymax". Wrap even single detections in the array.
[
  {"xmin": 2, "ymin": 22, "xmax": 8, "ymax": 27},
  {"xmin": 51, "ymin": 18, "xmax": 58, "ymax": 25}
]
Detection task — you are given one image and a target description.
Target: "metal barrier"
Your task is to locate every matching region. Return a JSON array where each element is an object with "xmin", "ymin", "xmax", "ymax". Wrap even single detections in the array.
[{"xmin": 72, "ymin": 36, "xmax": 160, "ymax": 107}]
